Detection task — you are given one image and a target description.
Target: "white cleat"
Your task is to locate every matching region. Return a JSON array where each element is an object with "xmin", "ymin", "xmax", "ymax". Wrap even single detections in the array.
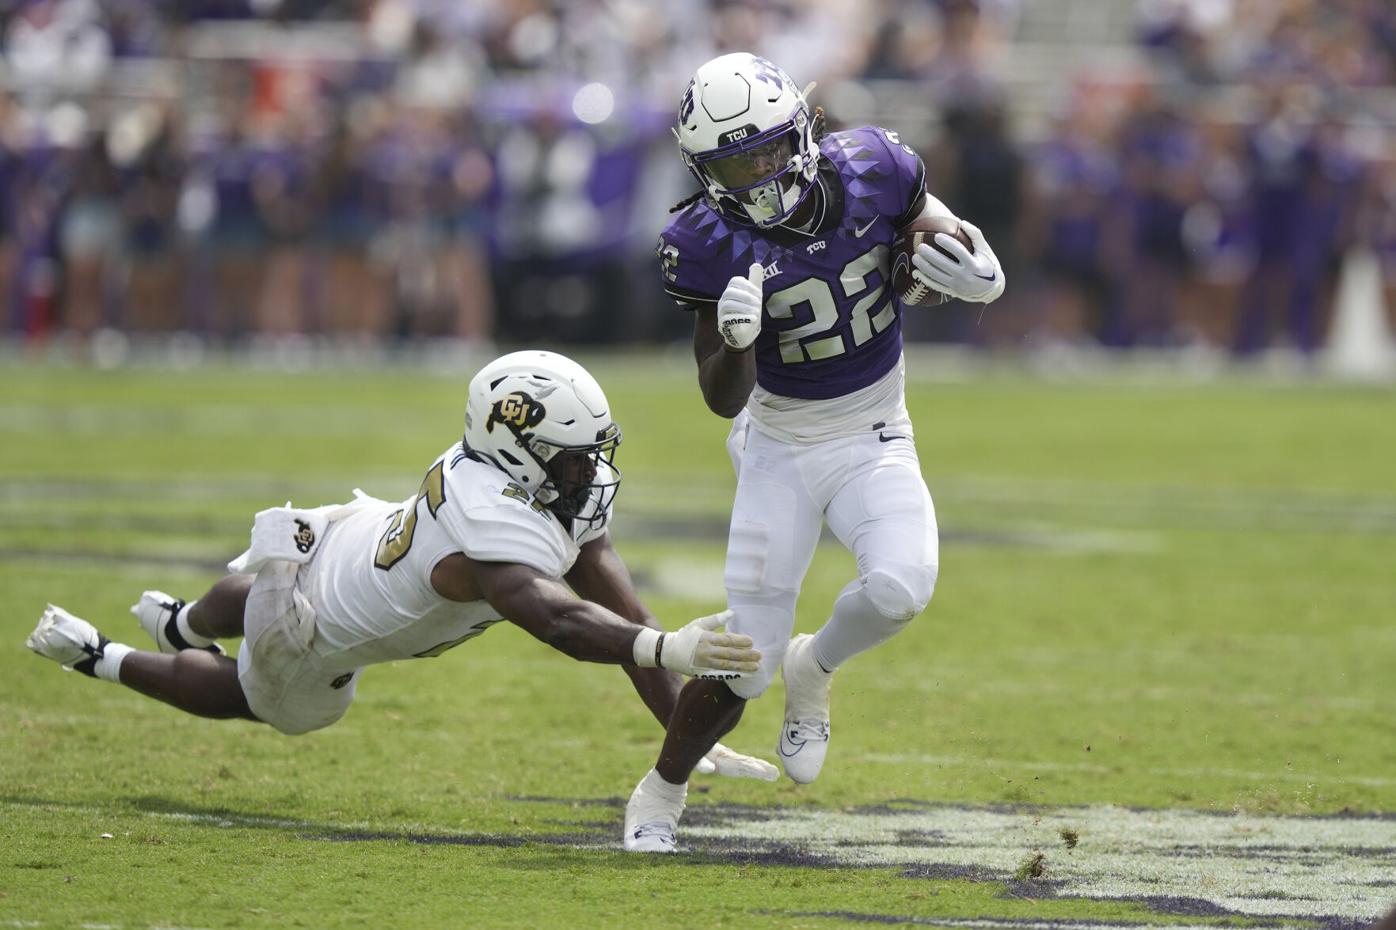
[
  {"xmin": 623, "ymin": 769, "xmax": 687, "ymax": 853},
  {"xmin": 131, "ymin": 590, "xmax": 223, "ymax": 656},
  {"xmin": 778, "ymin": 633, "xmax": 833, "ymax": 784},
  {"xmin": 27, "ymin": 604, "xmax": 110, "ymax": 677}
]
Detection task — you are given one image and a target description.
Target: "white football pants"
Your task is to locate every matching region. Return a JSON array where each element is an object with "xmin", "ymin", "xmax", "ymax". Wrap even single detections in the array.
[{"xmin": 721, "ymin": 411, "xmax": 939, "ymax": 700}]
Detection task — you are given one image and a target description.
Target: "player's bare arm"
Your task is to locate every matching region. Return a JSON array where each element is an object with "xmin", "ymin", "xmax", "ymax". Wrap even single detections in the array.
[
  {"xmin": 469, "ymin": 556, "xmax": 658, "ymax": 663},
  {"xmin": 467, "ymin": 555, "xmax": 759, "ymax": 676},
  {"xmin": 565, "ymin": 531, "xmax": 682, "ymax": 724},
  {"xmin": 693, "ymin": 304, "xmax": 756, "ymax": 417},
  {"xmin": 565, "ymin": 533, "xmax": 780, "ymax": 780},
  {"xmin": 564, "ymin": 533, "xmax": 655, "ymax": 630}
]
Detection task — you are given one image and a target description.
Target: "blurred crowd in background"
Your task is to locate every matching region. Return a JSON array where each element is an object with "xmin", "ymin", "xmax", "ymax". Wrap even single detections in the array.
[{"xmin": 1, "ymin": 0, "xmax": 1394, "ymax": 358}]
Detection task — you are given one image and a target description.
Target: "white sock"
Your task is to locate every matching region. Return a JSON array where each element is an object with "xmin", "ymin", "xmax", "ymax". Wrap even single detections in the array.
[
  {"xmin": 173, "ymin": 601, "xmax": 217, "ymax": 649},
  {"xmin": 95, "ymin": 643, "xmax": 134, "ymax": 683},
  {"xmin": 811, "ymin": 579, "xmax": 911, "ymax": 671},
  {"xmin": 644, "ymin": 767, "xmax": 688, "ymax": 799}
]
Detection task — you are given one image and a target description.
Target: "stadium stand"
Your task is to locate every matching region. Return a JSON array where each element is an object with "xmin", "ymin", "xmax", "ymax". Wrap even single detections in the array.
[{"xmin": 0, "ymin": 0, "xmax": 1391, "ymax": 369}]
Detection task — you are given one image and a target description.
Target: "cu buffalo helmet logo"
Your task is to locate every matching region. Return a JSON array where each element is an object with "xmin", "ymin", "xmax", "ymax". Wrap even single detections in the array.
[
  {"xmin": 293, "ymin": 518, "xmax": 315, "ymax": 554},
  {"xmin": 488, "ymin": 392, "xmax": 546, "ymax": 433}
]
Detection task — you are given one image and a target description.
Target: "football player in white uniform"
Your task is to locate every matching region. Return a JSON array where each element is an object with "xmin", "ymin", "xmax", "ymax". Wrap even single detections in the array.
[
  {"xmin": 624, "ymin": 54, "xmax": 1006, "ymax": 851},
  {"xmin": 26, "ymin": 351, "xmax": 773, "ymax": 780}
]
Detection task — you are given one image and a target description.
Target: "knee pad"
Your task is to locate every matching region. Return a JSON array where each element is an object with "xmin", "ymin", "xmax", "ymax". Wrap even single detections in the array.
[{"xmin": 864, "ymin": 564, "xmax": 937, "ymax": 622}]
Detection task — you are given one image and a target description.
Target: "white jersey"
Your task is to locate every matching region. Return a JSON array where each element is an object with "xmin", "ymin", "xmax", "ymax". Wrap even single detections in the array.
[
  {"xmin": 298, "ymin": 442, "xmax": 610, "ymax": 669},
  {"xmin": 746, "ymin": 354, "xmax": 912, "ymax": 445}
]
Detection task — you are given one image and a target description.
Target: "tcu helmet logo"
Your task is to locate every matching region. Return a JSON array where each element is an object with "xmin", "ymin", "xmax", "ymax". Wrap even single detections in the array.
[
  {"xmin": 292, "ymin": 518, "xmax": 315, "ymax": 554},
  {"xmin": 678, "ymin": 80, "xmax": 696, "ymax": 124},
  {"xmin": 488, "ymin": 392, "xmax": 545, "ymax": 433},
  {"xmin": 751, "ymin": 57, "xmax": 785, "ymax": 94}
]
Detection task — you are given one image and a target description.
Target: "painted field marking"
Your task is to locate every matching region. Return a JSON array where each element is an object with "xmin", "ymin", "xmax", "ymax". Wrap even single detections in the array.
[
  {"xmin": 685, "ymin": 802, "xmax": 1396, "ymax": 926},
  {"xmin": 860, "ymin": 752, "xmax": 1396, "ymax": 788},
  {"xmin": 5, "ymin": 797, "xmax": 1393, "ymax": 927}
]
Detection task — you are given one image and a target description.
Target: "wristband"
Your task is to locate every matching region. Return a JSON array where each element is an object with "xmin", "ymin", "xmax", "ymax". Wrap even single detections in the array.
[{"xmin": 632, "ymin": 627, "xmax": 662, "ymax": 668}]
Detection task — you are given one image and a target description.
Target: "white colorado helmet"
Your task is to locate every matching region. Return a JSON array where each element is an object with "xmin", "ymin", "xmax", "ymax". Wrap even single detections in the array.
[
  {"xmin": 676, "ymin": 52, "xmax": 819, "ymax": 228},
  {"xmin": 463, "ymin": 350, "xmax": 621, "ymax": 524}
]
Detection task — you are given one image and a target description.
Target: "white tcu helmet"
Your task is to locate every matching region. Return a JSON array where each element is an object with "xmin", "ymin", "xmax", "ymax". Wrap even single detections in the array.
[
  {"xmin": 676, "ymin": 52, "xmax": 819, "ymax": 228},
  {"xmin": 463, "ymin": 350, "xmax": 621, "ymax": 525}
]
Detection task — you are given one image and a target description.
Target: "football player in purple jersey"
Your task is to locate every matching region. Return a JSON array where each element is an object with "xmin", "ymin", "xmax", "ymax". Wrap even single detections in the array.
[{"xmin": 624, "ymin": 52, "xmax": 1006, "ymax": 852}]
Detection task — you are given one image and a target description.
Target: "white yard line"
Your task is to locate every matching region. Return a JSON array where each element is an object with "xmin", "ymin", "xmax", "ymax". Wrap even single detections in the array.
[
  {"xmin": 687, "ymin": 804, "xmax": 1396, "ymax": 924},
  {"xmin": 859, "ymin": 752, "xmax": 1396, "ymax": 788}
]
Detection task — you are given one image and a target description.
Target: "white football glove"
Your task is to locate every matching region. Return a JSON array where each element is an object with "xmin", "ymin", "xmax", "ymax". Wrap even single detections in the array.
[
  {"xmin": 717, "ymin": 262, "xmax": 764, "ymax": 351},
  {"xmin": 694, "ymin": 742, "xmax": 780, "ymax": 781},
  {"xmin": 634, "ymin": 610, "xmax": 759, "ymax": 679},
  {"xmin": 911, "ymin": 219, "xmax": 1005, "ymax": 304}
]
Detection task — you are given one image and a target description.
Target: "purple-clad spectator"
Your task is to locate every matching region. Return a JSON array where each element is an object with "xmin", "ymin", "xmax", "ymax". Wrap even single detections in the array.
[
  {"xmin": 105, "ymin": 0, "xmax": 162, "ymax": 58},
  {"xmin": 925, "ymin": 95, "xmax": 1023, "ymax": 345},
  {"xmin": 1026, "ymin": 104, "xmax": 1122, "ymax": 346},
  {"xmin": 1114, "ymin": 94, "xmax": 1202, "ymax": 347},
  {"xmin": 1233, "ymin": 87, "xmax": 1323, "ymax": 355}
]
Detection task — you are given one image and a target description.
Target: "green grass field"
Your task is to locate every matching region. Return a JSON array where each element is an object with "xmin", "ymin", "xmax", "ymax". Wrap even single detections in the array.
[{"xmin": 3, "ymin": 353, "xmax": 1395, "ymax": 929}]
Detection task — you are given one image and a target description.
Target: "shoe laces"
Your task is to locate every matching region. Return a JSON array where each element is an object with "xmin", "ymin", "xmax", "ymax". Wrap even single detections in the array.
[{"xmin": 786, "ymin": 719, "xmax": 830, "ymax": 743}]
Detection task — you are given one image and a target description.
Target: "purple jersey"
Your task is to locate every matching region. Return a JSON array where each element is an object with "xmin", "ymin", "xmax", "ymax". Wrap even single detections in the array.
[{"xmin": 658, "ymin": 126, "xmax": 925, "ymax": 400}]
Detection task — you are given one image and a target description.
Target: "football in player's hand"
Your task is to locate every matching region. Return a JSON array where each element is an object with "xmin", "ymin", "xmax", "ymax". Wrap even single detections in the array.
[{"xmin": 891, "ymin": 215, "xmax": 974, "ymax": 307}]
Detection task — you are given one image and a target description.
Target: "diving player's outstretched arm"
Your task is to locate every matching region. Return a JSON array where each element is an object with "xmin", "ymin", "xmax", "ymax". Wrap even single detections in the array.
[
  {"xmin": 465, "ymin": 555, "xmax": 759, "ymax": 677},
  {"xmin": 566, "ymin": 533, "xmax": 780, "ymax": 780},
  {"xmin": 565, "ymin": 532, "xmax": 679, "ymax": 723}
]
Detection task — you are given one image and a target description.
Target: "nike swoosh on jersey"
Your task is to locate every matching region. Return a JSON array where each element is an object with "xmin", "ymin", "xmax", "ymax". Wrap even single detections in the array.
[{"xmin": 853, "ymin": 217, "xmax": 878, "ymax": 238}]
